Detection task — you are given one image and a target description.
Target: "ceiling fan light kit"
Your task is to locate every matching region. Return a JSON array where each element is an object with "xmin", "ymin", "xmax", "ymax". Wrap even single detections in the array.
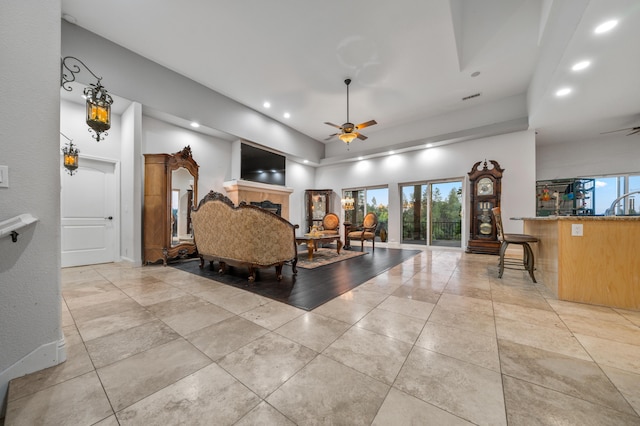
[
  {"xmin": 325, "ymin": 78, "xmax": 377, "ymax": 147},
  {"xmin": 339, "ymin": 132, "xmax": 357, "ymax": 144}
]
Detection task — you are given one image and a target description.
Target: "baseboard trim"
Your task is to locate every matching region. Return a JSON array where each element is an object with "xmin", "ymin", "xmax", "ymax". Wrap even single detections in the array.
[
  {"xmin": 119, "ymin": 256, "xmax": 141, "ymax": 267},
  {"xmin": 0, "ymin": 336, "xmax": 66, "ymax": 414}
]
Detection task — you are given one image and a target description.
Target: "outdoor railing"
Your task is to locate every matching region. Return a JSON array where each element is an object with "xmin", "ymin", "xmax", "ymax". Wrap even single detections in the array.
[{"xmin": 402, "ymin": 220, "xmax": 461, "ymax": 241}]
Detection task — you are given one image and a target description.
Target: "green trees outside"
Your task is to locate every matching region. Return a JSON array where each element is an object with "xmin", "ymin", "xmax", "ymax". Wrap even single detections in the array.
[
  {"xmin": 347, "ymin": 185, "xmax": 461, "ymax": 243},
  {"xmin": 402, "ymin": 185, "xmax": 462, "ymax": 242},
  {"xmin": 367, "ymin": 196, "xmax": 388, "ymax": 238},
  {"xmin": 431, "ymin": 187, "xmax": 462, "ymax": 240}
]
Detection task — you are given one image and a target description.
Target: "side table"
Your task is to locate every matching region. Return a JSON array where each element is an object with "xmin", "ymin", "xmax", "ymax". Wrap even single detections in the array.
[{"xmin": 343, "ymin": 222, "xmax": 352, "ymax": 249}]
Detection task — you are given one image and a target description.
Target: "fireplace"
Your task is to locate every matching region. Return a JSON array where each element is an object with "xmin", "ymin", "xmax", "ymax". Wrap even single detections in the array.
[
  {"xmin": 223, "ymin": 179, "xmax": 293, "ymax": 220},
  {"xmin": 250, "ymin": 200, "xmax": 282, "ymax": 216}
]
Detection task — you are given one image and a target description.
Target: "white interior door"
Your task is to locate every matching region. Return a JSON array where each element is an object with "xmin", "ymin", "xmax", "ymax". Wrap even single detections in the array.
[{"xmin": 61, "ymin": 157, "xmax": 118, "ymax": 267}]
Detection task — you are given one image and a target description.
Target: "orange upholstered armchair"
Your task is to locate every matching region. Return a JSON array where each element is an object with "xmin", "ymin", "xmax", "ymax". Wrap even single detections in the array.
[
  {"xmin": 319, "ymin": 213, "xmax": 340, "ymax": 236},
  {"xmin": 346, "ymin": 212, "xmax": 378, "ymax": 251}
]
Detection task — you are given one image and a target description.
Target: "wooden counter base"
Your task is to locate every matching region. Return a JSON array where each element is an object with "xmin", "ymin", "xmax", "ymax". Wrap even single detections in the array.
[{"xmin": 521, "ymin": 216, "xmax": 640, "ymax": 310}]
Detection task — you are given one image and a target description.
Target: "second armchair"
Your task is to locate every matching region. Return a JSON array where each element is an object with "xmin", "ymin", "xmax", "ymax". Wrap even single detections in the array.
[{"xmin": 346, "ymin": 212, "xmax": 378, "ymax": 251}]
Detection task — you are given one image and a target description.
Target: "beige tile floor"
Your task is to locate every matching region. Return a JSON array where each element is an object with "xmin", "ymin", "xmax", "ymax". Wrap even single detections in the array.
[{"xmin": 5, "ymin": 250, "xmax": 640, "ymax": 425}]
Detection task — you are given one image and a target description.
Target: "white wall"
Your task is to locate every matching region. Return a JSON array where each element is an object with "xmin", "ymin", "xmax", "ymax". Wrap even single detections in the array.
[
  {"xmin": 316, "ymin": 130, "xmax": 537, "ymax": 242},
  {"xmin": 60, "ymin": 99, "xmax": 122, "ymax": 161},
  {"xmin": 537, "ymin": 134, "xmax": 640, "ymax": 180},
  {"xmin": 286, "ymin": 160, "xmax": 316, "ymax": 230},
  {"xmin": 120, "ymin": 102, "xmax": 143, "ymax": 264},
  {"xmin": 69, "ymin": 94, "xmax": 535, "ymax": 248},
  {"xmin": 0, "ymin": 0, "xmax": 63, "ymax": 413},
  {"xmin": 324, "ymin": 94, "xmax": 528, "ymax": 159},
  {"xmin": 61, "ymin": 21, "xmax": 325, "ymax": 165},
  {"xmin": 60, "ymin": 102, "xmax": 316, "ymax": 266},
  {"xmin": 61, "ymin": 99, "xmax": 138, "ymax": 264},
  {"xmin": 142, "ymin": 116, "xmax": 233, "ymax": 199},
  {"xmin": 141, "ymin": 116, "xmax": 315, "ymax": 230}
]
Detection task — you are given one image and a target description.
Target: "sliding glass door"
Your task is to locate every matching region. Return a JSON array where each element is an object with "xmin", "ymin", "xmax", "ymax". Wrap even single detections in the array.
[
  {"xmin": 401, "ymin": 180, "xmax": 462, "ymax": 247},
  {"xmin": 401, "ymin": 184, "xmax": 427, "ymax": 244},
  {"xmin": 430, "ymin": 181, "xmax": 462, "ymax": 247}
]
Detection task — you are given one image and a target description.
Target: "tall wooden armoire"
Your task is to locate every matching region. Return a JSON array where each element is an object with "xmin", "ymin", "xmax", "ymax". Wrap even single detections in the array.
[{"xmin": 143, "ymin": 146, "xmax": 199, "ymax": 265}]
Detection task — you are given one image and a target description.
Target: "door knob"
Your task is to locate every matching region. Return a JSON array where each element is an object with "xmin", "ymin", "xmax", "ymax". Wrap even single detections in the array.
[{"xmin": 105, "ymin": 216, "xmax": 113, "ymax": 220}]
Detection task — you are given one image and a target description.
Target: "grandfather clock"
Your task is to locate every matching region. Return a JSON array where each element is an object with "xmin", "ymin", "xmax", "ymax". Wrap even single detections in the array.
[{"xmin": 466, "ymin": 159, "xmax": 503, "ymax": 255}]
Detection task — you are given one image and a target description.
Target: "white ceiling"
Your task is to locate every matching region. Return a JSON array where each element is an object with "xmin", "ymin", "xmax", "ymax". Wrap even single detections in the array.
[{"xmin": 61, "ymin": 0, "xmax": 640, "ymax": 150}]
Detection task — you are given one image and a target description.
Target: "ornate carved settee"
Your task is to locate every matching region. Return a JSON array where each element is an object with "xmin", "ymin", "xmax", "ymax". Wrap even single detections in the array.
[{"xmin": 190, "ymin": 191, "xmax": 298, "ymax": 281}]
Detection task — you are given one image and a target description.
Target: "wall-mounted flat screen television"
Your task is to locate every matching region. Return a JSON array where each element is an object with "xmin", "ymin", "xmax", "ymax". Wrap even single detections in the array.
[{"xmin": 240, "ymin": 143, "xmax": 286, "ymax": 186}]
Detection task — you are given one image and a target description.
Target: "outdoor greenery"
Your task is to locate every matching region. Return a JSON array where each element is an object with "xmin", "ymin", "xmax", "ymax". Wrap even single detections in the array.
[
  {"xmin": 367, "ymin": 196, "xmax": 388, "ymax": 237},
  {"xmin": 431, "ymin": 187, "xmax": 462, "ymax": 240},
  {"xmin": 344, "ymin": 185, "xmax": 462, "ymax": 244},
  {"xmin": 402, "ymin": 185, "xmax": 462, "ymax": 241}
]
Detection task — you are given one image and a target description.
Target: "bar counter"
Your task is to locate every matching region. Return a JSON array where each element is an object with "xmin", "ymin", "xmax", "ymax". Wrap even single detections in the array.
[{"xmin": 515, "ymin": 216, "xmax": 640, "ymax": 309}]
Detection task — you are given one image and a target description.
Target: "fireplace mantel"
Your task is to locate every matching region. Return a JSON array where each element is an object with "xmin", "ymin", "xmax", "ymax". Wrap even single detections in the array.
[{"xmin": 223, "ymin": 179, "xmax": 293, "ymax": 220}]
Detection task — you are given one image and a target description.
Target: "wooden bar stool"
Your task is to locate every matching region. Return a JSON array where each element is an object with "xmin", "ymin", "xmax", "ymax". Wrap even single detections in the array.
[{"xmin": 491, "ymin": 207, "xmax": 539, "ymax": 283}]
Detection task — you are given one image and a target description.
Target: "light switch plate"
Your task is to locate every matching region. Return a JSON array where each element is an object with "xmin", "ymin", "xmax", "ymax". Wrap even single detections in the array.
[
  {"xmin": 571, "ymin": 223, "xmax": 583, "ymax": 236},
  {"xmin": 0, "ymin": 165, "xmax": 8, "ymax": 188}
]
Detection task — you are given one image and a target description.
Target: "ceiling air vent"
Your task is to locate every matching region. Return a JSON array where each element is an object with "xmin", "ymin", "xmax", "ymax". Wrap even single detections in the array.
[{"xmin": 462, "ymin": 93, "xmax": 481, "ymax": 101}]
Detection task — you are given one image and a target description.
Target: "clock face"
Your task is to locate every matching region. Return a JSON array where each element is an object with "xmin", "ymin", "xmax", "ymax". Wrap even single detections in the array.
[{"xmin": 477, "ymin": 177, "xmax": 494, "ymax": 196}]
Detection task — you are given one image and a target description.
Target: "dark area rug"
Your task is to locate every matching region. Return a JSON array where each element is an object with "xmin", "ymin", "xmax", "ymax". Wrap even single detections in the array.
[{"xmin": 172, "ymin": 247, "xmax": 421, "ymax": 311}]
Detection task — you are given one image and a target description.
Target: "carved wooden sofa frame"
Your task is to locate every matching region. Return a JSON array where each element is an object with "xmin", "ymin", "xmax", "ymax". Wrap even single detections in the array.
[{"xmin": 190, "ymin": 191, "xmax": 298, "ymax": 282}]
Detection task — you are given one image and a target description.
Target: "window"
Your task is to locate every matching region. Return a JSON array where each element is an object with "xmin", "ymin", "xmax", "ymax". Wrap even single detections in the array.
[
  {"xmin": 588, "ymin": 174, "xmax": 640, "ymax": 215},
  {"xmin": 343, "ymin": 186, "xmax": 388, "ymax": 241}
]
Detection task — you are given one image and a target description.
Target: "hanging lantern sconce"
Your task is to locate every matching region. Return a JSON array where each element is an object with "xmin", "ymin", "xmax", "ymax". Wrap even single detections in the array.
[
  {"xmin": 60, "ymin": 132, "xmax": 79, "ymax": 175},
  {"xmin": 61, "ymin": 56, "xmax": 113, "ymax": 142}
]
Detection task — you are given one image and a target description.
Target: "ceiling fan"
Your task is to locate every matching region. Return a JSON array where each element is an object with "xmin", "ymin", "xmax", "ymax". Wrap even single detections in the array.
[
  {"xmin": 601, "ymin": 126, "xmax": 640, "ymax": 136},
  {"xmin": 324, "ymin": 78, "xmax": 377, "ymax": 145}
]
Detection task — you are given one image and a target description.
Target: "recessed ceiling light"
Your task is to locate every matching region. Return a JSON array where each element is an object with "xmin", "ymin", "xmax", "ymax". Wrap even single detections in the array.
[
  {"xmin": 303, "ymin": 159, "xmax": 309, "ymax": 164},
  {"xmin": 389, "ymin": 150, "xmax": 395, "ymax": 155},
  {"xmin": 571, "ymin": 60, "xmax": 590, "ymax": 71},
  {"xmin": 555, "ymin": 87, "xmax": 571, "ymax": 97},
  {"xmin": 190, "ymin": 122, "xmax": 200, "ymax": 128},
  {"xmin": 358, "ymin": 156, "xmax": 364, "ymax": 161},
  {"xmin": 263, "ymin": 101, "xmax": 271, "ymax": 108},
  {"xmin": 283, "ymin": 112, "xmax": 290, "ymax": 119},
  {"xmin": 595, "ymin": 20, "xmax": 618, "ymax": 34},
  {"xmin": 425, "ymin": 143, "xmax": 433, "ymax": 148}
]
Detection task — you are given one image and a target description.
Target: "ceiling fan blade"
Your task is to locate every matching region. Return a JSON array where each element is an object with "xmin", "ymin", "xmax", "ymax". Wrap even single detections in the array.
[
  {"xmin": 355, "ymin": 132, "xmax": 368, "ymax": 141},
  {"xmin": 324, "ymin": 133, "xmax": 338, "ymax": 141},
  {"xmin": 600, "ymin": 127, "xmax": 639, "ymax": 134},
  {"xmin": 356, "ymin": 120, "xmax": 377, "ymax": 130},
  {"xmin": 324, "ymin": 122, "xmax": 342, "ymax": 129}
]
